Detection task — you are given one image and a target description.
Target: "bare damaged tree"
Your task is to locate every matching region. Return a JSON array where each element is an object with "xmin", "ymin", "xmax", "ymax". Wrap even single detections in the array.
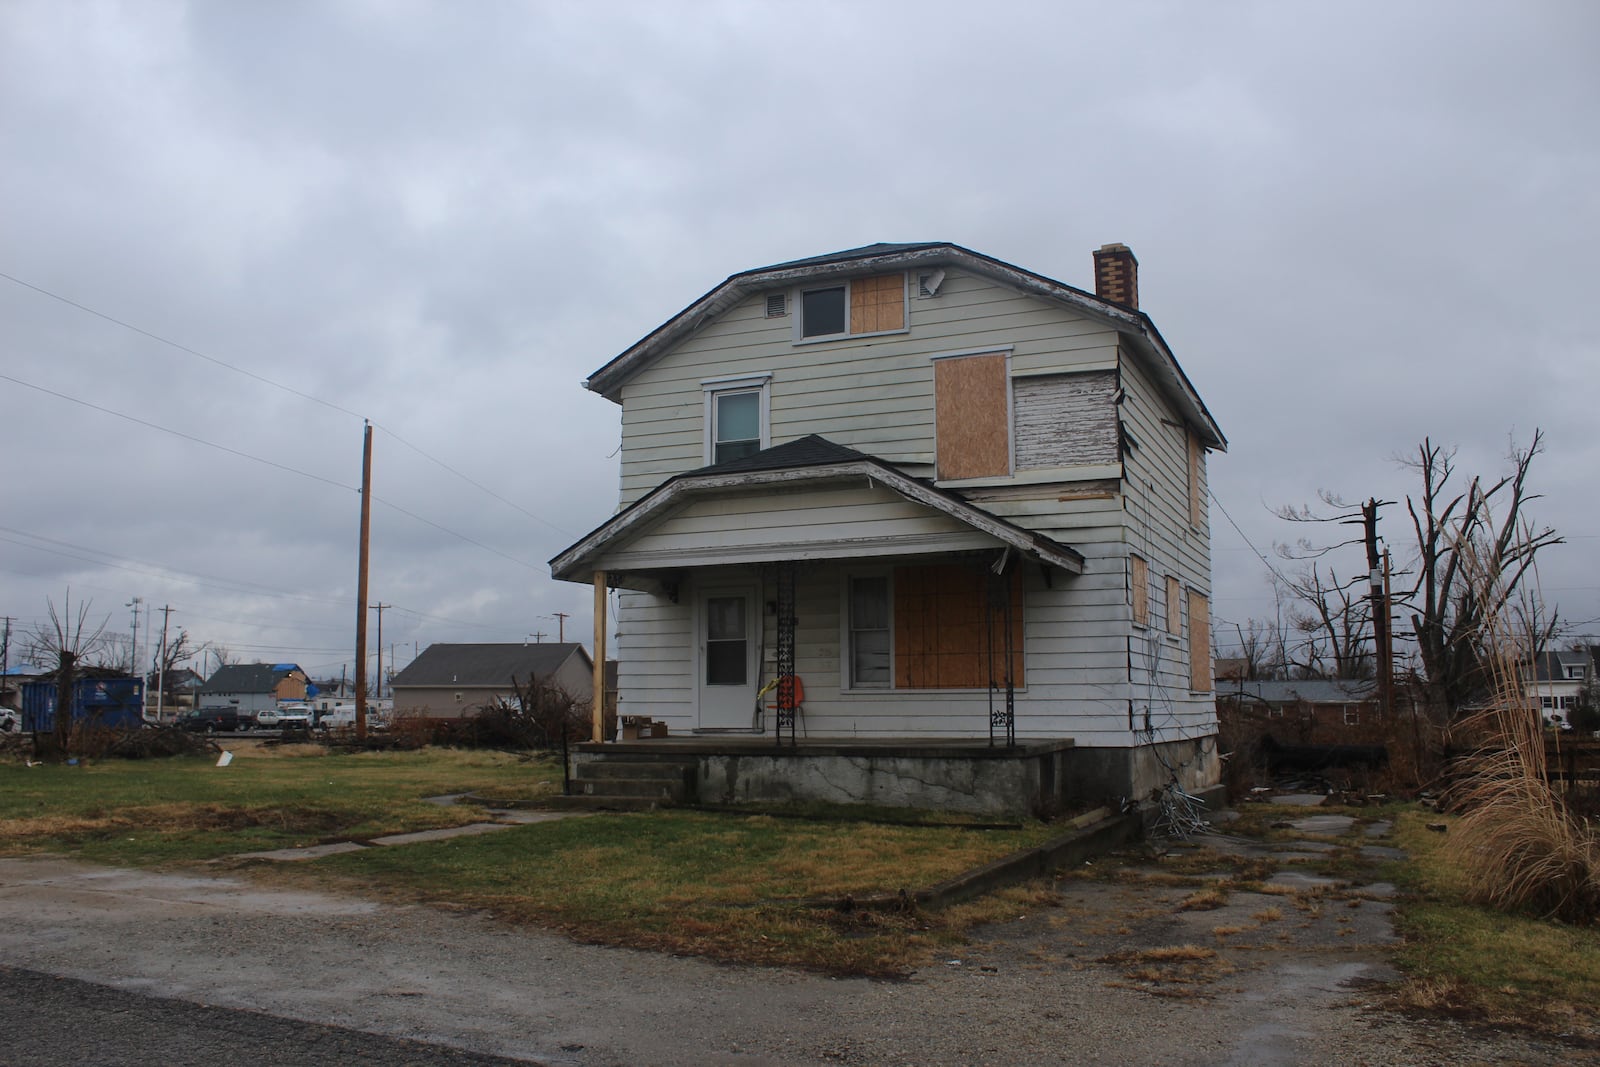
[
  {"xmin": 1281, "ymin": 563, "xmax": 1373, "ymax": 680},
  {"xmin": 25, "ymin": 591, "xmax": 112, "ymax": 669},
  {"xmin": 1229, "ymin": 617, "xmax": 1289, "ymax": 681},
  {"xmin": 149, "ymin": 629, "xmax": 206, "ymax": 707},
  {"xmin": 27, "ymin": 591, "xmax": 111, "ymax": 758},
  {"xmin": 1403, "ymin": 432, "xmax": 1561, "ymax": 719}
]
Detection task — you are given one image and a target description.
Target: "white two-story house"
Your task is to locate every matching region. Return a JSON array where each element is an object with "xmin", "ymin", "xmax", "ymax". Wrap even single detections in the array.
[{"xmin": 552, "ymin": 242, "xmax": 1226, "ymax": 813}]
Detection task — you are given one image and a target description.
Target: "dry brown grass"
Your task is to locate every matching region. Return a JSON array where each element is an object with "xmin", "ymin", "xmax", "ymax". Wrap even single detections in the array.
[
  {"xmin": 1442, "ymin": 572, "xmax": 1600, "ymax": 923},
  {"xmin": 1176, "ymin": 887, "xmax": 1228, "ymax": 911}
]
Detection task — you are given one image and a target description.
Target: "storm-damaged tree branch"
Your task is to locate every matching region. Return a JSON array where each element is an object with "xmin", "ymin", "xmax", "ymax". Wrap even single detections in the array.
[
  {"xmin": 1274, "ymin": 431, "xmax": 1560, "ymax": 717},
  {"xmin": 1403, "ymin": 431, "xmax": 1562, "ymax": 718}
]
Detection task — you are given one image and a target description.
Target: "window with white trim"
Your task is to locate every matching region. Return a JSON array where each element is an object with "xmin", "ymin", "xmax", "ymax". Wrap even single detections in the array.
[
  {"xmin": 797, "ymin": 274, "xmax": 906, "ymax": 341},
  {"xmin": 848, "ymin": 575, "xmax": 891, "ymax": 688},
  {"xmin": 703, "ymin": 375, "xmax": 770, "ymax": 464}
]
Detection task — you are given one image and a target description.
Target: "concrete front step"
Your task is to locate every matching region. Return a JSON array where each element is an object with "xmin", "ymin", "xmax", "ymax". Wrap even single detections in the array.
[
  {"xmin": 544, "ymin": 794, "xmax": 670, "ymax": 812},
  {"xmin": 576, "ymin": 761, "xmax": 696, "ymax": 781},
  {"xmin": 569, "ymin": 776, "xmax": 687, "ymax": 800}
]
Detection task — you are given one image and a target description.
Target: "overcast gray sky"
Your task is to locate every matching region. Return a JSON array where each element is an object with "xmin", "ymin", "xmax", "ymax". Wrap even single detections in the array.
[{"xmin": 3, "ymin": 0, "xmax": 1596, "ymax": 682}]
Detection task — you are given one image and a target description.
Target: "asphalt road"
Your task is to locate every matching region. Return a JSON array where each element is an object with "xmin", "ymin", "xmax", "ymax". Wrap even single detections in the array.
[{"xmin": 0, "ymin": 965, "xmax": 539, "ymax": 1067}]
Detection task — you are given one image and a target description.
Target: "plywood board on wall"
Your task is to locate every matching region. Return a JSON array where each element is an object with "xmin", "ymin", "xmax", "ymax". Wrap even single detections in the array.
[{"xmin": 935, "ymin": 353, "xmax": 1009, "ymax": 480}]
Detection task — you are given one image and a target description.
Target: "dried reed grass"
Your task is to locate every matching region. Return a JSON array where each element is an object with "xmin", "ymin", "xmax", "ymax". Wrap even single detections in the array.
[{"xmin": 1443, "ymin": 545, "xmax": 1600, "ymax": 923}]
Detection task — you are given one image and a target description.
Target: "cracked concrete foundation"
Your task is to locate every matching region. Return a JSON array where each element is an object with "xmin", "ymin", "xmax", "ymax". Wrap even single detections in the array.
[{"xmin": 578, "ymin": 735, "xmax": 1221, "ymax": 818}]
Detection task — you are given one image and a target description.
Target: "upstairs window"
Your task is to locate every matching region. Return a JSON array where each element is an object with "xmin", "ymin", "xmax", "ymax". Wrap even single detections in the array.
[
  {"xmin": 703, "ymin": 374, "xmax": 770, "ymax": 464},
  {"xmin": 801, "ymin": 286, "xmax": 847, "ymax": 338},
  {"xmin": 797, "ymin": 274, "xmax": 906, "ymax": 340}
]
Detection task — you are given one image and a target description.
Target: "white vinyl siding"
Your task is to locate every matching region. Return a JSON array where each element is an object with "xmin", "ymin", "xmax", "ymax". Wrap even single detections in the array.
[
  {"xmin": 604, "ymin": 268, "xmax": 1215, "ymax": 748},
  {"xmin": 618, "ymin": 269, "xmax": 1121, "ymax": 503}
]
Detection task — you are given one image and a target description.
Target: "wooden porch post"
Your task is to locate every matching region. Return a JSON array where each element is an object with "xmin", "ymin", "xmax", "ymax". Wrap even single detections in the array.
[{"xmin": 592, "ymin": 571, "xmax": 607, "ymax": 743}]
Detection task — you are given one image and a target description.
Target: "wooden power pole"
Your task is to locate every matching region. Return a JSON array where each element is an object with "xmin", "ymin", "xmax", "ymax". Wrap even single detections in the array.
[{"xmin": 355, "ymin": 423, "xmax": 373, "ymax": 742}]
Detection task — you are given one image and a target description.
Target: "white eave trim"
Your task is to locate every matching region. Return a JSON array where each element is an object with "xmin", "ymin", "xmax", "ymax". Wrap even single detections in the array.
[
  {"xmin": 582, "ymin": 244, "xmax": 1225, "ymax": 451},
  {"xmin": 550, "ymin": 459, "xmax": 1085, "ymax": 581}
]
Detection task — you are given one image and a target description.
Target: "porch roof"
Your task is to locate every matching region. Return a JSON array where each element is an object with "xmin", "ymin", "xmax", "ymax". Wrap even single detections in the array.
[{"xmin": 549, "ymin": 435, "xmax": 1086, "ymax": 589}]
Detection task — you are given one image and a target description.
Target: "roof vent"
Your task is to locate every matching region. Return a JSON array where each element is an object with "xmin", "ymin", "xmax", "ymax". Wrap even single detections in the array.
[
  {"xmin": 765, "ymin": 292, "xmax": 788, "ymax": 318},
  {"xmin": 918, "ymin": 269, "xmax": 946, "ymax": 298}
]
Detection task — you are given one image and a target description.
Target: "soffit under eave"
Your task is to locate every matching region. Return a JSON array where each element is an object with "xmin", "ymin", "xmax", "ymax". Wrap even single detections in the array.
[{"xmin": 550, "ymin": 466, "xmax": 1084, "ymax": 584}]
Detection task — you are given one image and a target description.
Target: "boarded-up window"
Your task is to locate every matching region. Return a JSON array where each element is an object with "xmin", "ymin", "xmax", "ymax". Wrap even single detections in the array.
[
  {"xmin": 1130, "ymin": 554, "xmax": 1149, "ymax": 627},
  {"xmin": 1013, "ymin": 371, "xmax": 1118, "ymax": 470},
  {"xmin": 1188, "ymin": 589, "xmax": 1211, "ymax": 692},
  {"xmin": 1165, "ymin": 575, "xmax": 1181, "ymax": 636},
  {"xmin": 935, "ymin": 353, "xmax": 1010, "ymax": 480},
  {"xmin": 1187, "ymin": 428, "xmax": 1203, "ymax": 527},
  {"xmin": 892, "ymin": 564, "xmax": 1024, "ymax": 689},
  {"xmin": 849, "ymin": 273, "xmax": 905, "ymax": 334}
]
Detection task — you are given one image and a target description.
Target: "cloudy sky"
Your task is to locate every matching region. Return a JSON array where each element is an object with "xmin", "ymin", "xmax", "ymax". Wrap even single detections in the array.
[{"xmin": 3, "ymin": 1, "xmax": 1596, "ymax": 684}]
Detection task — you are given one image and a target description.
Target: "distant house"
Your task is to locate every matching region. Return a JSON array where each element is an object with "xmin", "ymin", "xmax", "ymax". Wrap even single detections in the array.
[
  {"xmin": 198, "ymin": 663, "xmax": 309, "ymax": 716},
  {"xmin": 1526, "ymin": 649, "xmax": 1595, "ymax": 725},
  {"xmin": 146, "ymin": 667, "xmax": 205, "ymax": 711},
  {"xmin": 389, "ymin": 643, "xmax": 595, "ymax": 720},
  {"xmin": 1218, "ymin": 678, "xmax": 1384, "ymax": 743}
]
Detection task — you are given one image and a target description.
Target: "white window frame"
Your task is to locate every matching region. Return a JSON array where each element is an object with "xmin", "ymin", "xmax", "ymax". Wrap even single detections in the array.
[
  {"xmin": 792, "ymin": 274, "xmax": 911, "ymax": 345},
  {"xmin": 702, "ymin": 373, "xmax": 771, "ymax": 464},
  {"xmin": 842, "ymin": 569, "xmax": 893, "ymax": 691}
]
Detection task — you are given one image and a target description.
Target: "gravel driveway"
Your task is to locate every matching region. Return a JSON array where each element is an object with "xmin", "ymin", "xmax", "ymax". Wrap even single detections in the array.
[{"xmin": 0, "ymin": 820, "xmax": 1582, "ymax": 1066}]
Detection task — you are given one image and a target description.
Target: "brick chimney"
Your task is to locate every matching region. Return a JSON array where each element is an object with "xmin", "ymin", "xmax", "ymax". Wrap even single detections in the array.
[{"xmin": 1092, "ymin": 243, "xmax": 1139, "ymax": 309}]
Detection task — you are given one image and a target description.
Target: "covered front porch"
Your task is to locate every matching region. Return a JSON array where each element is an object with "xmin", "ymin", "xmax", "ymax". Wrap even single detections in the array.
[{"xmin": 550, "ymin": 437, "xmax": 1088, "ymax": 750}]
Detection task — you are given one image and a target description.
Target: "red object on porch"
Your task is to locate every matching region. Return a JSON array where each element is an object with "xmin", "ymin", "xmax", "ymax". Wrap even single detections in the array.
[{"xmin": 769, "ymin": 675, "xmax": 805, "ymax": 735}]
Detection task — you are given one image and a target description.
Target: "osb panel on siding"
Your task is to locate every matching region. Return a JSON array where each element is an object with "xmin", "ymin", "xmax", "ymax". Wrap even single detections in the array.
[
  {"xmin": 893, "ymin": 564, "xmax": 1023, "ymax": 689},
  {"xmin": 1188, "ymin": 589, "xmax": 1212, "ymax": 691},
  {"xmin": 935, "ymin": 353, "xmax": 1009, "ymax": 480},
  {"xmin": 1013, "ymin": 370, "xmax": 1118, "ymax": 470},
  {"xmin": 1131, "ymin": 554, "xmax": 1150, "ymax": 627},
  {"xmin": 849, "ymin": 273, "xmax": 905, "ymax": 334}
]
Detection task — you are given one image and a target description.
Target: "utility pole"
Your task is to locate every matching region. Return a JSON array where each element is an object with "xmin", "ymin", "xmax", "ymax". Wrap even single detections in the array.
[
  {"xmin": 531, "ymin": 631, "xmax": 546, "ymax": 644},
  {"xmin": 371, "ymin": 603, "xmax": 389, "ymax": 699},
  {"xmin": 1, "ymin": 616, "xmax": 12, "ymax": 710},
  {"xmin": 1363, "ymin": 499, "xmax": 1392, "ymax": 724},
  {"xmin": 155, "ymin": 605, "xmax": 173, "ymax": 723},
  {"xmin": 553, "ymin": 613, "xmax": 569, "ymax": 643},
  {"xmin": 126, "ymin": 597, "xmax": 142, "ymax": 677},
  {"xmin": 355, "ymin": 422, "xmax": 373, "ymax": 742}
]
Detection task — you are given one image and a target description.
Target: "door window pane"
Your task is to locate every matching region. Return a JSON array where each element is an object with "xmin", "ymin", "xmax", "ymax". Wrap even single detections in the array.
[{"xmin": 705, "ymin": 596, "xmax": 747, "ymax": 686}]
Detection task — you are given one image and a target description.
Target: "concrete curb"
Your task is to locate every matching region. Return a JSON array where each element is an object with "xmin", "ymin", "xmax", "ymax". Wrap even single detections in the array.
[{"xmin": 825, "ymin": 808, "xmax": 1145, "ymax": 913}]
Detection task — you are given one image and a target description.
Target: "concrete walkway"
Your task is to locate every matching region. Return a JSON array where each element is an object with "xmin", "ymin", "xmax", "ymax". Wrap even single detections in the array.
[{"xmin": 235, "ymin": 796, "xmax": 588, "ymax": 862}]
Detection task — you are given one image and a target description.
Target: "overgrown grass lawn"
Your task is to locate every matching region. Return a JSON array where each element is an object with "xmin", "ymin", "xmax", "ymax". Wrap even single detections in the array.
[
  {"xmin": 1390, "ymin": 809, "xmax": 1600, "ymax": 1032},
  {"xmin": 315, "ymin": 809, "xmax": 1060, "ymax": 973},
  {"xmin": 0, "ymin": 746, "xmax": 553, "ymax": 864}
]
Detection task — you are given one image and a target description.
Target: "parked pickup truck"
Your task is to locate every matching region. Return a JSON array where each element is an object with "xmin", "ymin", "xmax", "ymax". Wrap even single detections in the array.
[
  {"xmin": 179, "ymin": 707, "xmax": 244, "ymax": 733},
  {"xmin": 256, "ymin": 704, "xmax": 313, "ymax": 732},
  {"xmin": 316, "ymin": 706, "xmax": 389, "ymax": 732}
]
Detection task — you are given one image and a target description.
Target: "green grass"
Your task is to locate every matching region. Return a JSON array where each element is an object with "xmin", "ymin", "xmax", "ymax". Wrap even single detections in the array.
[
  {"xmin": 1389, "ymin": 808, "xmax": 1600, "ymax": 1033},
  {"xmin": 0, "ymin": 745, "xmax": 555, "ymax": 863},
  {"xmin": 312, "ymin": 808, "xmax": 1060, "ymax": 973}
]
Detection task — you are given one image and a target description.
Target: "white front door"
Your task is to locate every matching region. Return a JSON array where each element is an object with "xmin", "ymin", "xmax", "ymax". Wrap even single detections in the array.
[{"xmin": 696, "ymin": 585, "xmax": 758, "ymax": 730}]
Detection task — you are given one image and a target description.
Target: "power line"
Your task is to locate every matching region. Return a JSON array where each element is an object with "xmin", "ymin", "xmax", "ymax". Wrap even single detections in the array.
[
  {"xmin": 1, "ymin": 269, "xmax": 365, "ymax": 420},
  {"xmin": 2, "ymin": 376, "xmax": 543, "ymax": 572},
  {"xmin": 5, "ymin": 269, "xmax": 575, "ymax": 542},
  {"xmin": 0, "ymin": 372, "xmax": 355, "ymax": 492},
  {"xmin": 376, "ymin": 426, "xmax": 574, "ymax": 538},
  {"xmin": 1209, "ymin": 488, "xmax": 1295, "ymax": 590}
]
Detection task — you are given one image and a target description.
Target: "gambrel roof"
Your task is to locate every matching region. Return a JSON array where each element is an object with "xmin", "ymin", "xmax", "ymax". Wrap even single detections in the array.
[
  {"xmin": 550, "ymin": 435, "xmax": 1087, "ymax": 586},
  {"xmin": 583, "ymin": 242, "xmax": 1226, "ymax": 451}
]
